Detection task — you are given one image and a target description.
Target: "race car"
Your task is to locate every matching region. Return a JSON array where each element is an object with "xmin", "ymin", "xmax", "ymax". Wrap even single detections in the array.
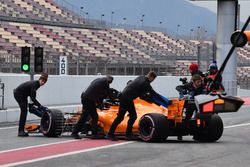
[
  {"xmin": 25, "ymin": 91, "xmax": 244, "ymax": 142},
  {"xmin": 25, "ymin": 19, "xmax": 248, "ymax": 142}
]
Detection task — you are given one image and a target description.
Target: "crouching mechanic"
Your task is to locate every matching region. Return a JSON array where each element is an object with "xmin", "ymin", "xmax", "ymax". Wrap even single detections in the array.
[
  {"xmin": 106, "ymin": 71, "xmax": 168, "ymax": 141},
  {"xmin": 13, "ymin": 73, "xmax": 48, "ymax": 137},
  {"xmin": 71, "ymin": 75, "xmax": 114, "ymax": 139}
]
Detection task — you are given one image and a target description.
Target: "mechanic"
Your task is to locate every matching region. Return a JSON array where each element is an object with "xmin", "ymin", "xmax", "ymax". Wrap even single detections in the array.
[
  {"xmin": 205, "ymin": 61, "xmax": 225, "ymax": 93},
  {"xmin": 176, "ymin": 74, "xmax": 206, "ymax": 119},
  {"xmin": 71, "ymin": 75, "xmax": 114, "ymax": 139},
  {"xmin": 13, "ymin": 73, "xmax": 48, "ymax": 137},
  {"xmin": 106, "ymin": 71, "xmax": 168, "ymax": 141},
  {"xmin": 189, "ymin": 63, "xmax": 205, "ymax": 82}
]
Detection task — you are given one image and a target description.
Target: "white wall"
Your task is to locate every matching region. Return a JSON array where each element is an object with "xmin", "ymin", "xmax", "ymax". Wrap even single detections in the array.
[
  {"xmin": 0, "ymin": 74, "xmax": 186, "ymax": 108},
  {"xmin": 0, "ymin": 73, "xmax": 249, "ymax": 108}
]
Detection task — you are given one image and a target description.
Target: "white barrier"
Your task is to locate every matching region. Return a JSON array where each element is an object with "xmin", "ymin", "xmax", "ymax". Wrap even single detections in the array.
[
  {"xmin": 0, "ymin": 73, "xmax": 249, "ymax": 123},
  {"xmin": 0, "ymin": 74, "xmax": 186, "ymax": 108}
]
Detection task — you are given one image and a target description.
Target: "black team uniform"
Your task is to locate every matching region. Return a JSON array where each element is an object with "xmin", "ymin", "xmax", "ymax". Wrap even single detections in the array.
[
  {"xmin": 176, "ymin": 75, "xmax": 206, "ymax": 120},
  {"xmin": 72, "ymin": 77, "xmax": 113, "ymax": 139},
  {"xmin": 176, "ymin": 82, "xmax": 205, "ymax": 99},
  {"xmin": 107, "ymin": 75, "xmax": 167, "ymax": 141},
  {"xmin": 14, "ymin": 81, "xmax": 42, "ymax": 136}
]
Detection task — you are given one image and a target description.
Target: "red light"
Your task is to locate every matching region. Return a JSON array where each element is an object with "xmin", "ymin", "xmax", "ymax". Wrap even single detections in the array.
[{"xmin": 202, "ymin": 102, "xmax": 214, "ymax": 113}]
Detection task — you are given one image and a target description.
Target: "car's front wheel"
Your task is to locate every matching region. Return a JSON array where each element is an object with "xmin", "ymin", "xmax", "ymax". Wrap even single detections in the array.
[{"xmin": 40, "ymin": 109, "xmax": 64, "ymax": 137}]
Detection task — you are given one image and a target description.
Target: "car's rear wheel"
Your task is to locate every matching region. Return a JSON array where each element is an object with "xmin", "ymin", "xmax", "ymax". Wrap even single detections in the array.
[
  {"xmin": 139, "ymin": 113, "xmax": 169, "ymax": 142},
  {"xmin": 193, "ymin": 114, "xmax": 223, "ymax": 142},
  {"xmin": 40, "ymin": 109, "xmax": 64, "ymax": 137}
]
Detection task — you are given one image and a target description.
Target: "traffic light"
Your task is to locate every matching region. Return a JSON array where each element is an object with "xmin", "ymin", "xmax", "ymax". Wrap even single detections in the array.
[
  {"xmin": 21, "ymin": 47, "xmax": 30, "ymax": 72},
  {"xmin": 34, "ymin": 47, "xmax": 43, "ymax": 73},
  {"xmin": 230, "ymin": 30, "xmax": 250, "ymax": 47}
]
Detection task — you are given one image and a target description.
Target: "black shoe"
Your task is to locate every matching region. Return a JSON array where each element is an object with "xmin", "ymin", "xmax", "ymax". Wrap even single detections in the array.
[
  {"xmin": 105, "ymin": 134, "xmax": 119, "ymax": 141},
  {"xmin": 90, "ymin": 134, "xmax": 104, "ymax": 139},
  {"xmin": 125, "ymin": 134, "xmax": 138, "ymax": 141},
  {"xmin": 71, "ymin": 132, "xmax": 82, "ymax": 139},
  {"xmin": 18, "ymin": 131, "xmax": 29, "ymax": 137}
]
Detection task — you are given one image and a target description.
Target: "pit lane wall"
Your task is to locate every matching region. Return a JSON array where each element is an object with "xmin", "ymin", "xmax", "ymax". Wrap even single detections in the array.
[
  {"xmin": 0, "ymin": 74, "xmax": 185, "ymax": 108},
  {"xmin": 0, "ymin": 74, "xmax": 249, "ymax": 123}
]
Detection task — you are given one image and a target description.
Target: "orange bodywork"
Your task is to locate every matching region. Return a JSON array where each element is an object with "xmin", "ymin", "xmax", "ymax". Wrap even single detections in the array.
[
  {"xmin": 25, "ymin": 124, "xmax": 40, "ymax": 132},
  {"xmin": 97, "ymin": 98, "xmax": 185, "ymax": 134},
  {"xmin": 25, "ymin": 98, "xmax": 186, "ymax": 135}
]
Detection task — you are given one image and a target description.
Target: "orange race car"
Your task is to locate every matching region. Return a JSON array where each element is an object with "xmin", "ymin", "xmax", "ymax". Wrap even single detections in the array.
[
  {"xmin": 25, "ymin": 91, "xmax": 244, "ymax": 142},
  {"xmin": 25, "ymin": 19, "xmax": 249, "ymax": 142}
]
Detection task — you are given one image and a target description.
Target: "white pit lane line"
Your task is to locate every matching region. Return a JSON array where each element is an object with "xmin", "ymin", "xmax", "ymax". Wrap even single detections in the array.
[
  {"xmin": 0, "ymin": 126, "xmax": 17, "ymax": 130},
  {"xmin": 224, "ymin": 122, "xmax": 250, "ymax": 129}
]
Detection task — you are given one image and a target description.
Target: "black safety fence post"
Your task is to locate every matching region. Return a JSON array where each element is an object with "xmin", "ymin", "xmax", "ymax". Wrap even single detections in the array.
[{"xmin": 0, "ymin": 79, "xmax": 6, "ymax": 110}]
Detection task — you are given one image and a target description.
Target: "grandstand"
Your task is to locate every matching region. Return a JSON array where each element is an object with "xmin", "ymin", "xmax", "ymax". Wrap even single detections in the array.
[{"xmin": 0, "ymin": 0, "xmax": 249, "ymax": 88}]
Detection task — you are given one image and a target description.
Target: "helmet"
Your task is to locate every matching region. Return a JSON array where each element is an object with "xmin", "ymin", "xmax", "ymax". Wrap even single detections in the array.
[{"xmin": 189, "ymin": 63, "xmax": 198, "ymax": 71}]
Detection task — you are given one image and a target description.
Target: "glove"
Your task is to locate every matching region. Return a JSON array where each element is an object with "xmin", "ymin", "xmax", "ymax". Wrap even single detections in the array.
[{"xmin": 38, "ymin": 105, "xmax": 48, "ymax": 111}]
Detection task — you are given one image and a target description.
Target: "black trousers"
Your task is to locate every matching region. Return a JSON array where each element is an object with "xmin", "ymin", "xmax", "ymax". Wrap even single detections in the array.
[
  {"xmin": 13, "ymin": 91, "xmax": 28, "ymax": 131},
  {"xmin": 73, "ymin": 97, "xmax": 98, "ymax": 135},
  {"xmin": 108, "ymin": 96, "xmax": 137, "ymax": 136},
  {"xmin": 184, "ymin": 101, "xmax": 196, "ymax": 120}
]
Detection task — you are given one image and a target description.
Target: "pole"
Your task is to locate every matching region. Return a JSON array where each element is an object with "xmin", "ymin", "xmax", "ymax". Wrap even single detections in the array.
[
  {"xmin": 197, "ymin": 44, "xmax": 201, "ymax": 70},
  {"xmin": 216, "ymin": 0, "xmax": 237, "ymax": 95},
  {"xmin": 214, "ymin": 15, "xmax": 250, "ymax": 94}
]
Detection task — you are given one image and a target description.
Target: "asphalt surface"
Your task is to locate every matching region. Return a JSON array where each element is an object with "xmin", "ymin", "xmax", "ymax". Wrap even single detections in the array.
[{"xmin": 1, "ymin": 105, "xmax": 250, "ymax": 167}]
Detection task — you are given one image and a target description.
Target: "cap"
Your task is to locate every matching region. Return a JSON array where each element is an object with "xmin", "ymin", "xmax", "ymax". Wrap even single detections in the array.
[
  {"xmin": 209, "ymin": 63, "xmax": 218, "ymax": 70},
  {"xmin": 189, "ymin": 63, "xmax": 198, "ymax": 71}
]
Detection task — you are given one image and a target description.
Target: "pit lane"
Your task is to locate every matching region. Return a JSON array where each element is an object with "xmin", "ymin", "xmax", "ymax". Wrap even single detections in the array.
[{"xmin": 0, "ymin": 105, "xmax": 250, "ymax": 167}]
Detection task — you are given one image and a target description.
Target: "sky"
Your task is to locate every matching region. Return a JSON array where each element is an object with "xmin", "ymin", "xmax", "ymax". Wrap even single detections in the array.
[
  {"xmin": 56, "ymin": 0, "xmax": 249, "ymax": 22},
  {"xmin": 187, "ymin": 0, "xmax": 250, "ymax": 22},
  {"xmin": 56, "ymin": 0, "xmax": 249, "ymax": 32}
]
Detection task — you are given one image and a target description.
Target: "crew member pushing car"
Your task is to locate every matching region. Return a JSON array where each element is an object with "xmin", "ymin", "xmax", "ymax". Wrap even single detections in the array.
[
  {"xmin": 13, "ymin": 73, "xmax": 48, "ymax": 137},
  {"xmin": 106, "ymin": 71, "xmax": 168, "ymax": 141},
  {"xmin": 71, "ymin": 75, "xmax": 114, "ymax": 139}
]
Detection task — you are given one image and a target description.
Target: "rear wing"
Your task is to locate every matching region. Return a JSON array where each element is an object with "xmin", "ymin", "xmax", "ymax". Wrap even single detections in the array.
[{"xmin": 195, "ymin": 94, "xmax": 244, "ymax": 114}]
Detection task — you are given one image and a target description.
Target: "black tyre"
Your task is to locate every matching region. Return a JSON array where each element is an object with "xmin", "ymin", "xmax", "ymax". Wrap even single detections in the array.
[
  {"xmin": 193, "ymin": 114, "xmax": 223, "ymax": 142},
  {"xmin": 40, "ymin": 109, "xmax": 64, "ymax": 137},
  {"xmin": 139, "ymin": 113, "xmax": 169, "ymax": 142}
]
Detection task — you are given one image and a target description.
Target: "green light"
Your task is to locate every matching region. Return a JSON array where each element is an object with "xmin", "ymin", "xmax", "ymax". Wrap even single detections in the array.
[{"xmin": 22, "ymin": 64, "xmax": 29, "ymax": 71}]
